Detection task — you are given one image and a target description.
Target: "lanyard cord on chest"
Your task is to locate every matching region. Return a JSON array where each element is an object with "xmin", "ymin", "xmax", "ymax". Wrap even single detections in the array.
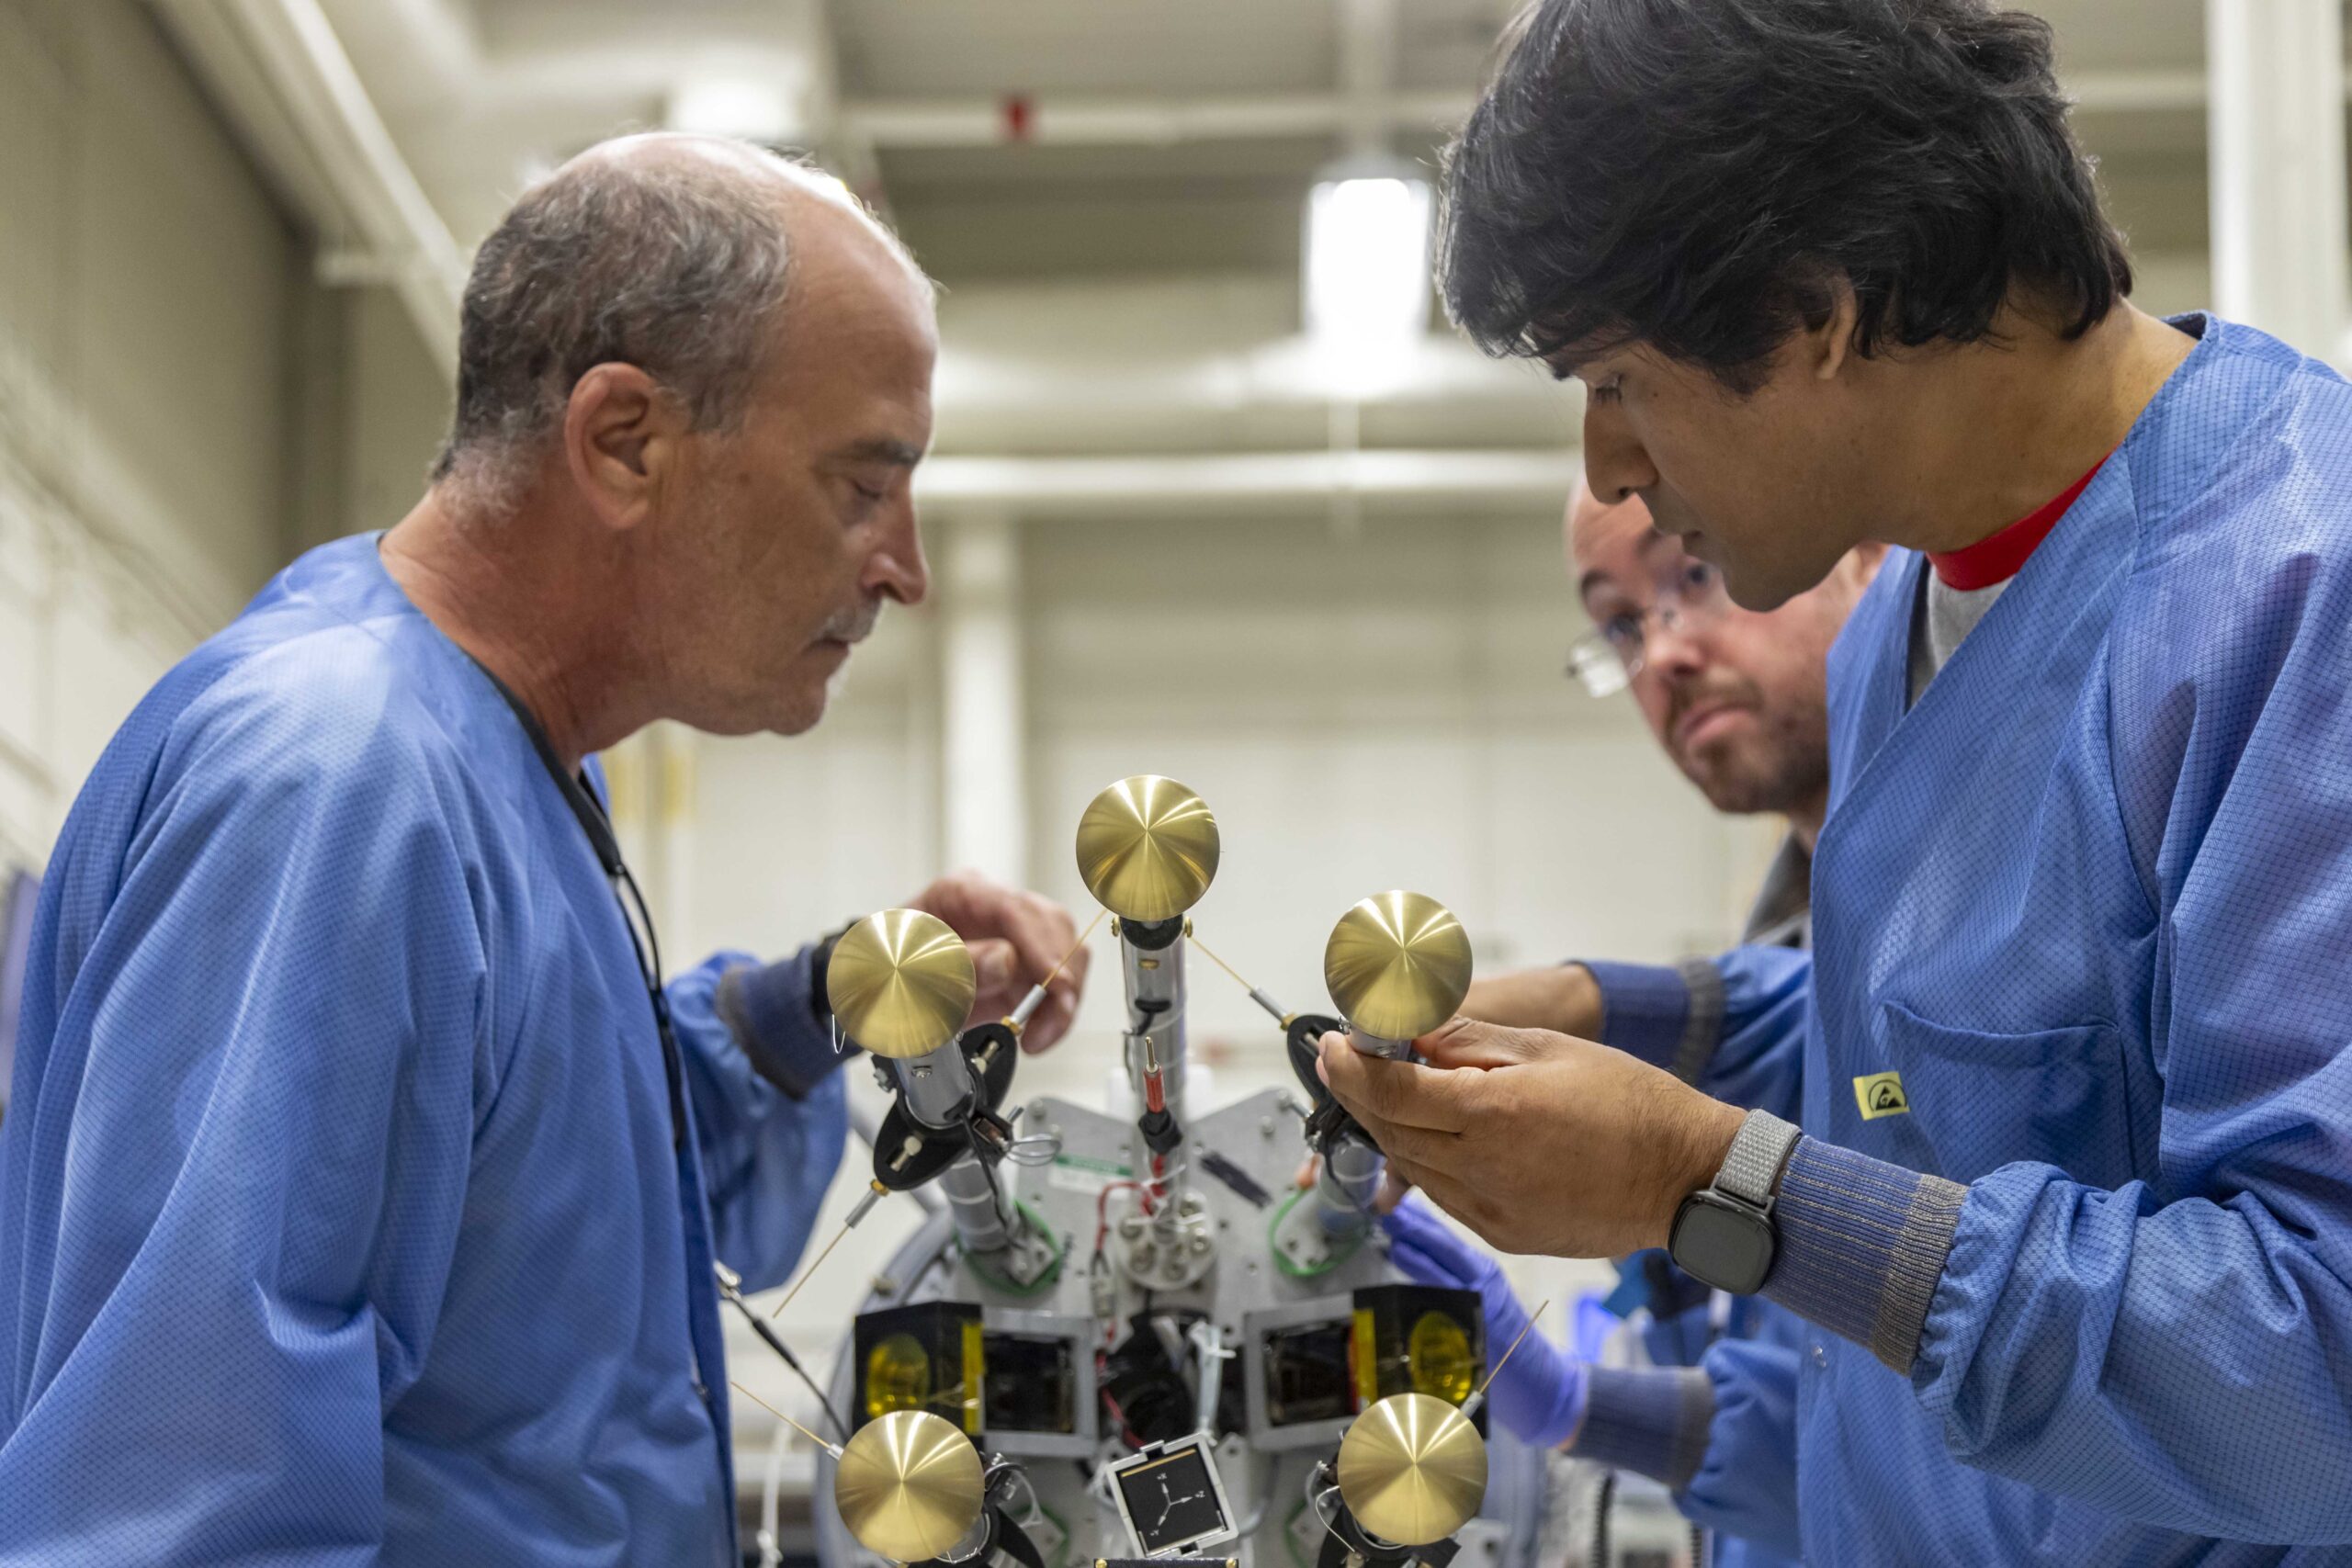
[{"xmin": 466, "ymin": 656, "xmax": 688, "ymax": 1150}]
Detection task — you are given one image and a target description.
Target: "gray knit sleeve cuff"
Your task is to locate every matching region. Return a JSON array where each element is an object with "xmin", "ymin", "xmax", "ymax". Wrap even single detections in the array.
[
  {"xmin": 1668, "ymin": 955, "xmax": 1724, "ymax": 1085},
  {"xmin": 1760, "ymin": 1138, "xmax": 1966, "ymax": 1373},
  {"xmin": 714, "ymin": 950, "xmax": 851, "ymax": 1099},
  {"xmin": 1581, "ymin": 957, "xmax": 1722, "ymax": 1083},
  {"xmin": 1570, "ymin": 1365, "xmax": 1715, "ymax": 1490}
]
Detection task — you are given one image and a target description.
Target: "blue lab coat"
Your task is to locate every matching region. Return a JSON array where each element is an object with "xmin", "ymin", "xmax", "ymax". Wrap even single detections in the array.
[
  {"xmin": 1593, "ymin": 944, "xmax": 1812, "ymax": 1568},
  {"xmin": 1687, "ymin": 316, "xmax": 2352, "ymax": 1563},
  {"xmin": 0, "ymin": 536, "xmax": 848, "ymax": 1565}
]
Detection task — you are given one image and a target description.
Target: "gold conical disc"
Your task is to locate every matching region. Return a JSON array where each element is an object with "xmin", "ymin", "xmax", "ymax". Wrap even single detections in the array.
[
  {"xmin": 834, "ymin": 1408, "xmax": 986, "ymax": 1562},
  {"xmin": 1324, "ymin": 892, "xmax": 1473, "ymax": 1042},
  {"xmin": 1336, "ymin": 1392, "xmax": 1489, "ymax": 1547},
  {"xmin": 1074, "ymin": 775, "xmax": 1220, "ymax": 922},
  {"xmin": 826, "ymin": 909, "xmax": 977, "ymax": 1060}
]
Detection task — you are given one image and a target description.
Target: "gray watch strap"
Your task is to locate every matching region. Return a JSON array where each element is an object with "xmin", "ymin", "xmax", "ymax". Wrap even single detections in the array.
[{"xmin": 1714, "ymin": 1109, "xmax": 1803, "ymax": 1210}]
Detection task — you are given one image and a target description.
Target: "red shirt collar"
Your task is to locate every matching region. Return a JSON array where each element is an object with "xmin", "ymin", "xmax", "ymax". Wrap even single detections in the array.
[{"xmin": 1926, "ymin": 457, "xmax": 2109, "ymax": 592}]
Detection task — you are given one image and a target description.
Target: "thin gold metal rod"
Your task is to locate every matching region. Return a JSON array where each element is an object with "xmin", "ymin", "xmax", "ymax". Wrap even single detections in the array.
[
  {"xmin": 1009, "ymin": 907, "xmax": 1108, "ymax": 1033},
  {"xmin": 729, "ymin": 1379, "xmax": 844, "ymax": 1459},
  {"xmin": 1474, "ymin": 1299, "xmax": 1552, "ymax": 1402},
  {"xmin": 1187, "ymin": 930, "xmax": 1294, "ymax": 1026},
  {"xmin": 1186, "ymin": 931, "xmax": 1257, "ymax": 994},
  {"xmin": 1042, "ymin": 908, "xmax": 1107, "ymax": 993},
  {"xmin": 769, "ymin": 1185, "xmax": 878, "ymax": 1318}
]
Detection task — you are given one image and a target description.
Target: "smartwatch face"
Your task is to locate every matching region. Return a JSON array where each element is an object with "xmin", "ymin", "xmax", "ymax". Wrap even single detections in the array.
[{"xmin": 1671, "ymin": 1197, "xmax": 1775, "ymax": 1295}]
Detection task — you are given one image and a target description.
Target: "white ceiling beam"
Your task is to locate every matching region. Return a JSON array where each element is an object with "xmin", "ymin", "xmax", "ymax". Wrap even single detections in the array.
[
  {"xmin": 914, "ymin": 449, "xmax": 1580, "ymax": 514},
  {"xmin": 840, "ymin": 67, "xmax": 2336, "ymax": 152},
  {"xmin": 842, "ymin": 90, "xmax": 1475, "ymax": 149},
  {"xmin": 1335, "ymin": 0, "xmax": 1401, "ymax": 157},
  {"xmin": 2068, "ymin": 67, "xmax": 2212, "ymax": 113}
]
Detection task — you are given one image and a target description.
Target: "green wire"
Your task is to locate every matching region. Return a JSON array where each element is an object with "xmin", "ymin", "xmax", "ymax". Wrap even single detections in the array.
[{"xmin": 1266, "ymin": 1188, "xmax": 1365, "ymax": 1279}]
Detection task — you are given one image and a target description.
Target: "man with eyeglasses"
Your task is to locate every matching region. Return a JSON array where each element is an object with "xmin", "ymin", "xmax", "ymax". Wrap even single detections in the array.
[
  {"xmin": 1321, "ymin": 0, "xmax": 2352, "ymax": 1562},
  {"xmin": 1379, "ymin": 481, "xmax": 1877, "ymax": 1566}
]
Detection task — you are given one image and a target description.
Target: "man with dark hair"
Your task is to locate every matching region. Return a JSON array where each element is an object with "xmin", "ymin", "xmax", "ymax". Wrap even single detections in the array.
[
  {"xmin": 1382, "ymin": 483, "xmax": 1877, "ymax": 1567},
  {"xmin": 1320, "ymin": 2, "xmax": 2352, "ymax": 1562},
  {"xmin": 0, "ymin": 135, "xmax": 1090, "ymax": 1564}
]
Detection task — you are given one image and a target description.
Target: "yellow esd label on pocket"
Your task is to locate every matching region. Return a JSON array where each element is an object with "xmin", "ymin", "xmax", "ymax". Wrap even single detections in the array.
[{"xmin": 1853, "ymin": 1071, "xmax": 1911, "ymax": 1120}]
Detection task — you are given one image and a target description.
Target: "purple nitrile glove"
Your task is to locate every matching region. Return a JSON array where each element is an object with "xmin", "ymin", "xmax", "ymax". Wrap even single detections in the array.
[{"xmin": 1380, "ymin": 1196, "xmax": 1589, "ymax": 1449}]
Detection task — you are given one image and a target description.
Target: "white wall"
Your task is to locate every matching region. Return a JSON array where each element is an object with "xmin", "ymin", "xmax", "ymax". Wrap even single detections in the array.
[{"xmin": 0, "ymin": 0, "xmax": 308, "ymax": 869}]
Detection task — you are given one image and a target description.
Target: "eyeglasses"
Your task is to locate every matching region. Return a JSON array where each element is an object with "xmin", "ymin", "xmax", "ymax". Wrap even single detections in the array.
[{"xmin": 1565, "ymin": 557, "xmax": 1731, "ymax": 697}]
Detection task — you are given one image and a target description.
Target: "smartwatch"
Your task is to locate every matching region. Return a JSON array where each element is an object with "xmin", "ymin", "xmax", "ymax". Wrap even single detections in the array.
[{"xmin": 1667, "ymin": 1109, "xmax": 1803, "ymax": 1294}]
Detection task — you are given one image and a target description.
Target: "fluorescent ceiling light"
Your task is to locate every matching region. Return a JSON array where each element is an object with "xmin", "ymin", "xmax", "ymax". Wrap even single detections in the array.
[
  {"xmin": 667, "ymin": 75, "xmax": 806, "ymax": 147},
  {"xmin": 1304, "ymin": 171, "xmax": 1434, "ymax": 376}
]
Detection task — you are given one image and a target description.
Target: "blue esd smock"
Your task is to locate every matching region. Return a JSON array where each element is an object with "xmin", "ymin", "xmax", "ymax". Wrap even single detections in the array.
[
  {"xmin": 0, "ymin": 536, "xmax": 847, "ymax": 1565},
  {"xmin": 1578, "ymin": 317, "xmax": 2352, "ymax": 1564},
  {"xmin": 1587, "ymin": 944, "xmax": 1813, "ymax": 1568}
]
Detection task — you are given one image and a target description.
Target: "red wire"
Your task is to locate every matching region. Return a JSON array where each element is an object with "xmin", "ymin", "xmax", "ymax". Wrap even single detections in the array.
[{"xmin": 1094, "ymin": 1179, "xmax": 1143, "ymax": 1258}]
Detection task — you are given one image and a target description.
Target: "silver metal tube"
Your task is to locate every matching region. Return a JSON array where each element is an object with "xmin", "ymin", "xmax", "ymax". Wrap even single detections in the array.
[
  {"xmin": 1008, "ymin": 982, "xmax": 1049, "ymax": 1032},
  {"xmin": 1317, "ymin": 1129, "xmax": 1384, "ymax": 1224},
  {"xmin": 890, "ymin": 1041, "xmax": 978, "ymax": 1130},
  {"xmin": 935, "ymin": 1154, "xmax": 1017, "ymax": 1255},
  {"xmin": 1121, "ymin": 936, "xmax": 1188, "ymax": 1111}
]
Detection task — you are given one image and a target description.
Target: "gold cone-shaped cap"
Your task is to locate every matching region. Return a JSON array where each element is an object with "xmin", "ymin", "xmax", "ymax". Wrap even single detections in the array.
[
  {"xmin": 1324, "ymin": 892, "xmax": 1473, "ymax": 1043},
  {"xmin": 835, "ymin": 1409, "xmax": 986, "ymax": 1562},
  {"xmin": 1074, "ymin": 775, "xmax": 1220, "ymax": 922},
  {"xmin": 1336, "ymin": 1393, "xmax": 1489, "ymax": 1547},
  {"xmin": 826, "ymin": 910, "xmax": 977, "ymax": 1060}
]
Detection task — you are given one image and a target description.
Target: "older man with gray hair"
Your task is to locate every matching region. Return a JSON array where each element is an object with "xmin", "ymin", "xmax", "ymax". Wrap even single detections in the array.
[{"xmin": 0, "ymin": 135, "xmax": 1089, "ymax": 1565}]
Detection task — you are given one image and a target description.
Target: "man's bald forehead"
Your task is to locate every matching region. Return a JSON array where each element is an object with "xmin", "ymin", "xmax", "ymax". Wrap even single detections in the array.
[
  {"xmin": 1568, "ymin": 483, "xmax": 1658, "ymax": 558},
  {"xmin": 554, "ymin": 133, "xmax": 927, "ymax": 293},
  {"xmin": 568, "ymin": 132, "xmax": 822, "ymax": 199}
]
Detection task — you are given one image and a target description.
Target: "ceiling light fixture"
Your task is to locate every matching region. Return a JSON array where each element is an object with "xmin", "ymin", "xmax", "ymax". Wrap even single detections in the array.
[
  {"xmin": 1304, "ymin": 162, "xmax": 1434, "ymax": 380},
  {"xmin": 666, "ymin": 75, "xmax": 806, "ymax": 148}
]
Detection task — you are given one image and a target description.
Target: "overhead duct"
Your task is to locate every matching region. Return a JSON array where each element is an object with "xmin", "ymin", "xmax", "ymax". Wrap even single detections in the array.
[{"xmin": 151, "ymin": 0, "xmax": 466, "ymax": 376}]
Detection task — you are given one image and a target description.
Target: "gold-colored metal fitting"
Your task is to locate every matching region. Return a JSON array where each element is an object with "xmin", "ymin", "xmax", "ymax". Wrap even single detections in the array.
[
  {"xmin": 834, "ymin": 1408, "xmax": 985, "ymax": 1562},
  {"xmin": 1335, "ymin": 1392, "xmax": 1488, "ymax": 1547},
  {"xmin": 1074, "ymin": 775, "xmax": 1221, "ymax": 922},
  {"xmin": 826, "ymin": 909, "xmax": 977, "ymax": 1060},
  {"xmin": 1323, "ymin": 892, "xmax": 1473, "ymax": 1043}
]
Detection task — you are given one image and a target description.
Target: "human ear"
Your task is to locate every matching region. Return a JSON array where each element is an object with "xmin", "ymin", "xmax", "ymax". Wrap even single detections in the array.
[
  {"xmin": 1806, "ymin": 277, "xmax": 1862, "ymax": 382},
  {"xmin": 562, "ymin": 364, "xmax": 686, "ymax": 532}
]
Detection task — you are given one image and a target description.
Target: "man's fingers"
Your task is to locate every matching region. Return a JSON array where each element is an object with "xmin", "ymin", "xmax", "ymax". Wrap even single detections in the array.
[
  {"xmin": 1018, "ymin": 986, "xmax": 1078, "ymax": 1053},
  {"xmin": 914, "ymin": 874, "xmax": 1087, "ymax": 1005},
  {"xmin": 1047, "ymin": 934, "xmax": 1091, "ymax": 1006},
  {"xmin": 1414, "ymin": 1015, "xmax": 1550, "ymax": 1070},
  {"xmin": 1370, "ymin": 1116, "xmax": 1462, "ymax": 1167},
  {"xmin": 1316, "ymin": 1032, "xmax": 1478, "ymax": 1135},
  {"xmin": 995, "ymin": 891, "xmax": 1080, "ymax": 991},
  {"xmin": 1397, "ymin": 1166, "xmax": 1482, "ymax": 1235},
  {"xmin": 967, "ymin": 938, "xmax": 1020, "ymax": 998}
]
